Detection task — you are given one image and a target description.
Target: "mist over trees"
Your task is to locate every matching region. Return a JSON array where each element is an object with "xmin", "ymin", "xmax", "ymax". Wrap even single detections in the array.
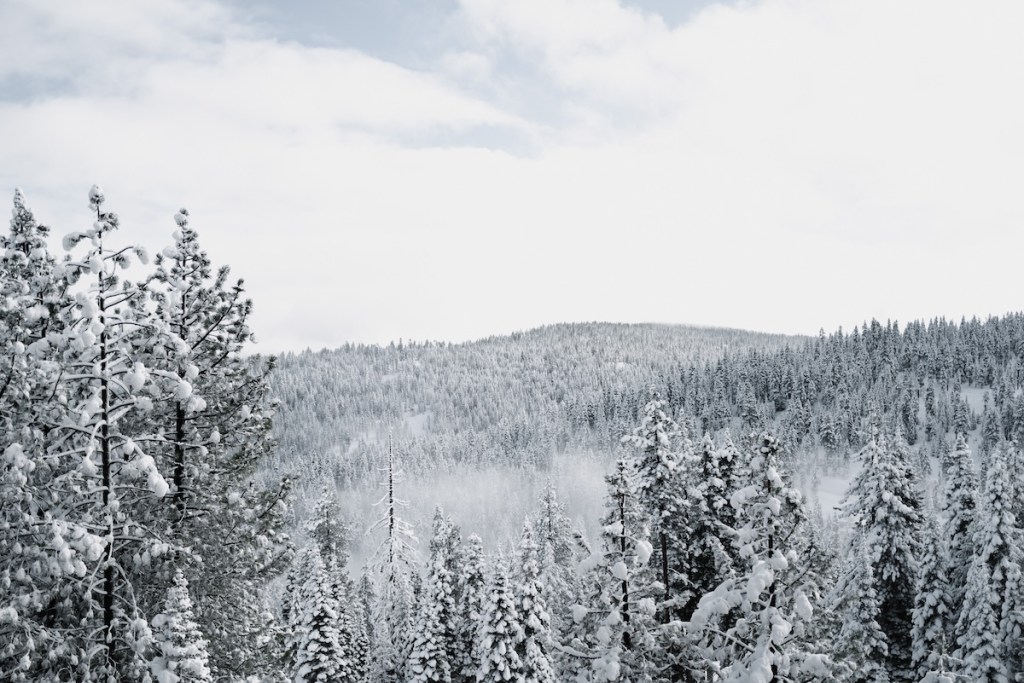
[{"xmin": 4, "ymin": 187, "xmax": 1024, "ymax": 681}]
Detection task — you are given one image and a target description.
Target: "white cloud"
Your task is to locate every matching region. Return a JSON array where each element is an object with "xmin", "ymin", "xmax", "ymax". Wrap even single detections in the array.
[
  {"xmin": 439, "ymin": 51, "xmax": 493, "ymax": 83},
  {"xmin": 0, "ymin": 0, "xmax": 234, "ymax": 88},
  {"xmin": 2, "ymin": 0, "xmax": 1024, "ymax": 350}
]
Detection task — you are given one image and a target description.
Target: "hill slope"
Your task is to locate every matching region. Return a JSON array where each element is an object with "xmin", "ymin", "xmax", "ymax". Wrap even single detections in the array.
[{"xmin": 268, "ymin": 321, "xmax": 803, "ymax": 490}]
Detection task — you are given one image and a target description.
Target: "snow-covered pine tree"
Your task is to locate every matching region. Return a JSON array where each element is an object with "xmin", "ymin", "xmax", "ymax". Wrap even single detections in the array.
[
  {"xmin": 306, "ymin": 487, "xmax": 367, "ymax": 679},
  {"xmin": 0, "ymin": 189, "xmax": 76, "ymax": 681},
  {"xmin": 0, "ymin": 187, "xmax": 69, "ymax": 432},
  {"xmin": 940, "ymin": 433, "xmax": 976, "ymax": 635},
  {"xmin": 981, "ymin": 406, "xmax": 1001, "ymax": 456},
  {"xmin": 407, "ymin": 509, "xmax": 457, "ymax": 683},
  {"xmin": 951, "ymin": 390, "xmax": 971, "ymax": 441},
  {"xmin": 531, "ymin": 481, "xmax": 579, "ymax": 677},
  {"xmin": 324, "ymin": 553, "xmax": 363, "ymax": 683},
  {"xmin": 533, "ymin": 481, "xmax": 577, "ymax": 570},
  {"xmin": 681, "ymin": 433, "xmax": 742, "ymax": 620},
  {"xmin": 292, "ymin": 548, "xmax": 349, "ymax": 683},
  {"xmin": 514, "ymin": 521, "xmax": 556, "ymax": 683},
  {"xmin": 146, "ymin": 207, "xmax": 293, "ymax": 679},
  {"xmin": 536, "ymin": 540, "xmax": 576, "ymax": 680},
  {"xmin": 1008, "ymin": 442, "xmax": 1024, "ymax": 533},
  {"xmin": 308, "ymin": 487, "xmax": 353, "ymax": 566},
  {"xmin": 954, "ymin": 443, "xmax": 1024, "ymax": 682},
  {"xmin": 689, "ymin": 433, "xmax": 829, "ymax": 683},
  {"xmin": 477, "ymin": 565, "xmax": 525, "ymax": 683},
  {"xmin": 453, "ymin": 534, "xmax": 486, "ymax": 683},
  {"xmin": 841, "ymin": 425, "xmax": 923, "ymax": 681},
  {"xmin": 344, "ymin": 577, "xmax": 370, "ymax": 681},
  {"xmin": 572, "ymin": 458, "xmax": 659, "ymax": 682},
  {"xmin": 52, "ymin": 186, "xmax": 179, "ymax": 680},
  {"xmin": 829, "ymin": 537, "xmax": 890, "ymax": 683},
  {"xmin": 150, "ymin": 570, "xmax": 213, "ymax": 683},
  {"xmin": 357, "ymin": 570, "xmax": 377, "ymax": 669},
  {"xmin": 911, "ymin": 517, "xmax": 951, "ymax": 683},
  {"xmin": 623, "ymin": 393, "xmax": 683, "ymax": 621},
  {"xmin": 283, "ymin": 546, "xmax": 321, "ymax": 671},
  {"xmin": 368, "ymin": 437, "xmax": 418, "ymax": 683}
]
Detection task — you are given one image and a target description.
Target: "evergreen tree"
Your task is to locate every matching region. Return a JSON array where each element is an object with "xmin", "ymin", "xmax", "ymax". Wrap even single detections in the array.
[
  {"xmin": 681, "ymin": 433, "xmax": 742, "ymax": 619},
  {"xmin": 955, "ymin": 444, "xmax": 1023, "ymax": 682},
  {"xmin": 830, "ymin": 538, "xmax": 889, "ymax": 683},
  {"xmin": 623, "ymin": 394, "xmax": 683, "ymax": 621},
  {"xmin": 0, "ymin": 189, "xmax": 76, "ymax": 681},
  {"xmin": 532, "ymin": 480, "xmax": 577, "ymax": 571},
  {"xmin": 357, "ymin": 571, "xmax": 377, "ymax": 671},
  {"xmin": 453, "ymin": 534, "xmax": 487, "ymax": 683},
  {"xmin": 690, "ymin": 433, "xmax": 829, "ymax": 683},
  {"xmin": 324, "ymin": 554, "xmax": 364, "ymax": 683},
  {"xmin": 476, "ymin": 566, "xmax": 525, "ymax": 683},
  {"xmin": 940, "ymin": 434, "xmax": 976, "ymax": 636},
  {"xmin": 307, "ymin": 487, "xmax": 366, "ymax": 679},
  {"xmin": 369, "ymin": 438, "xmax": 418, "ymax": 683},
  {"xmin": 911, "ymin": 518, "xmax": 950, "ymax": 683},
  {"xmin": 841, "ymin": 427, "xmax": 923, "ymax": 681},
  {"xmin": 531, "ymin": 480, "xmax": 578, "ymax": 675},
  {"xmin": 51, "ymin": 186, "xmax": 179, "ymax": 680},
  {"xmin": 147, "ymin": 206, "xmax": 293, "ymax": 679},
  {"xmin": 308, "ymin": 487, "xmax": 352, "ymax": 566},
  {"xmin": 149, "ymin": 570, "xmax": 213, "ymax": 683},
  {"xmin": 292, "ymin": 548, "xmax": 349, "ymax": 683},
  {"xmin": 981, "ymin": 407, "xmax": 1001, "ymax": 455},
  {"xmin": 407, "ymin": 509, "xmax": 457, "ymax": 683},
  {"xmin": 514, "ymin": 521, "xmax": 556, "ymax": 683},
  {"xmin": 572, "ymin": 458, "xmax": 659, "ymax": 682}
]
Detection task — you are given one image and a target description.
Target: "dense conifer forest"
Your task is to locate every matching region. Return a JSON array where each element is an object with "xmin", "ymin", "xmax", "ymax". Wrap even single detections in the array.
[{"xmin": 4, "ymin": 188, "xmax": 1024, "ymax": 681}]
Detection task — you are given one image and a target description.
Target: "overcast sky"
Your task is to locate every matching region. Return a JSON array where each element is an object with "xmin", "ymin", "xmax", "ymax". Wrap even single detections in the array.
[{"xmin": 2, "ymin": 0, "xmax": 1023, "ymax": 351}]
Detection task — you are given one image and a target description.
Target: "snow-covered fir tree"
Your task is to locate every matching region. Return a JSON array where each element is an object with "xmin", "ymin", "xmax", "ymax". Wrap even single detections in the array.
[
  {"xmin": 531, "ymin": 481, "xmax": 580, "ymax": 679},
  {"xmin": 146, "ymin": 206, "xmax": 293, "ymax": 679},
  {"xmin": 0, "ymin": 189, "xmax": 75, "ymax": 681},
  {"xmin": 292, "ymin": 548, "xmax": 350, "ymax": 683},
  {"xmin": 368, "ymin": 438, "xmax": 419, "ymax": 683},
  {"xmin": 150, "ymin": 570, "xmax": 213, "ymax": 683},
  {"xmin": 357, "ymin": 571, "xmax": 378, "ymax": 670},
  {"xmin": 514, "ymin": 521, "xmax": 556, "ymax": 683},
  {"xmin": 407, "ymin": 509, "xmax": 458, "ymax": 683},
  {"xmin": 940, "ymin": 433, "xmax": 976, "ymax": 636},
  {"xmin": 911, "ymin": 517, "xmax": 951, "ymax": 683},
  {"xmin": 308, "ymin": 486, "xmax": 353, "ymax": 566},
  {"xmin": 476, "ymin": 565, "xmax": 525, "ymax": 683},
  {"xmin": 623, "ymin": 394, "xmax": 683, "ymax": 621},
  {"xmin": 453, "ymin": 534, "xmax": 487, "ymax": 683},
  {"xmin": 841, "ymin": 426, "xmax": 923, "ymax": 682},
  {"xmin": 829, "ymin": 537, "xmax": 890, "ymax": 683},
  {"xmin": 689, "ymin": 433, "xmax": 829, "ymax": 683},
  {"xmin": 571, "ymin": 457, "xmax": 659, "ymax": 682},
  {"xmin": 954, "ymin": 443, "xmax": 1024, "ymax": 682},
  {"xmin": 682, "ymin": 433, "xmax": 744, "ymax": 619},
  {"xmin": 283, "ymin": 546, "xmax": 321, "ymax": 670},
  {"xmin": 306, "ymin": 487, "xmax": 367, "ymax": 679},
  {"xmin": 324, "ymin": 553, "xmax": 365, "ymax": 683}
]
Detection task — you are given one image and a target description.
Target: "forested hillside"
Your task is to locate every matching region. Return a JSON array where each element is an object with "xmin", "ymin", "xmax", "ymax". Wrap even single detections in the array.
[
  {"xmin": 269, "ymin": 313, "xmax": 1024, "ymax": 505},
  {"xmin": 268, "ymin": 323, "xmax": 800, "ymax": 487},
  {"xmin": 268, "ymin": 309, "xmax": 1024, "ymax": 682},
  {"xmin": 5, "ymin": 187, "xmax": 1024, "ymax": 682}
]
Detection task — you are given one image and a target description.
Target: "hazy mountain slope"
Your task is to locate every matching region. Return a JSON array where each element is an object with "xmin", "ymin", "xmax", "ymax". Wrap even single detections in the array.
[{"xmin": 267, "ymin": 322, "xmax": 803, "ymax": 492}]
